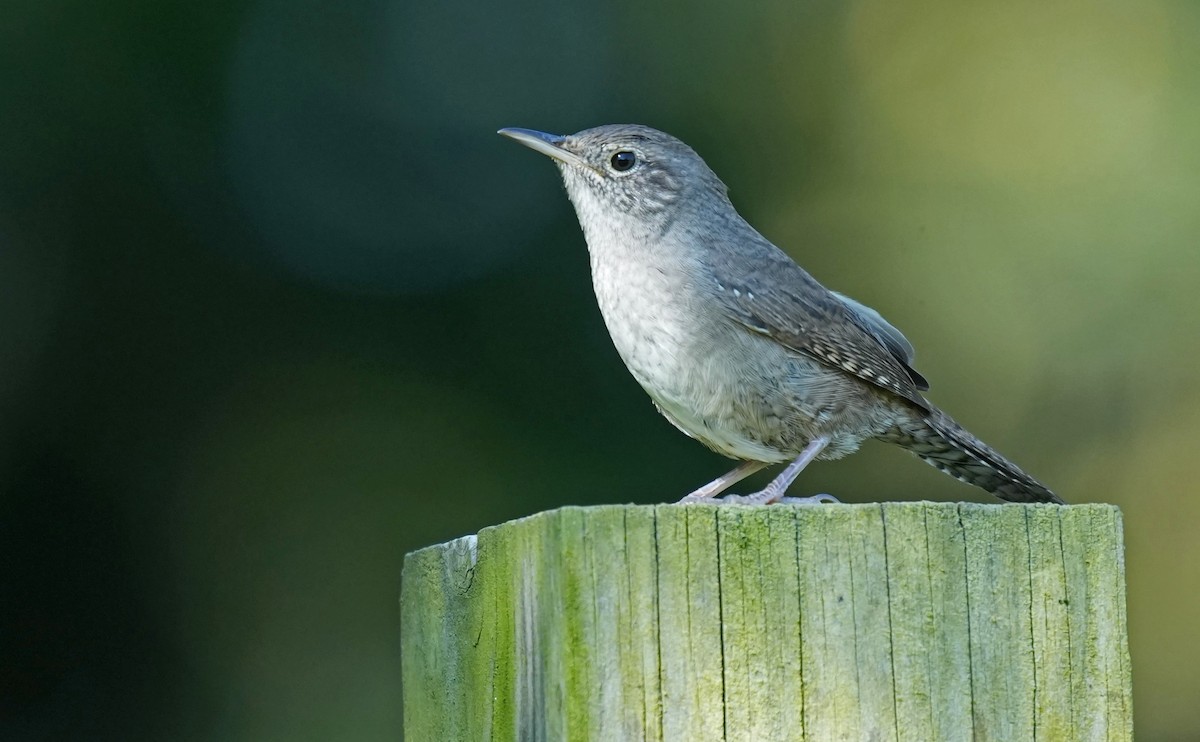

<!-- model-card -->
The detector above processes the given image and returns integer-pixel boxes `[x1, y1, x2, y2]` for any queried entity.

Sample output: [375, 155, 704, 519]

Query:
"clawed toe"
[777, 493, 840, 505]
[678, 491, 840, 506]
[715, 493, 770, 506]
[676, 492, 771, 505]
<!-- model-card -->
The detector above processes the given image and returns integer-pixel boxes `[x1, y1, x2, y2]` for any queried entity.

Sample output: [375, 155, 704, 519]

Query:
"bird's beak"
[498, 127, 591, 170]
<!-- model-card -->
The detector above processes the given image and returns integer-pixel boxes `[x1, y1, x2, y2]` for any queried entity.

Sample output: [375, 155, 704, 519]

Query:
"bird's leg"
[719, 437, 838, 505]
[676, 460, 769, 503]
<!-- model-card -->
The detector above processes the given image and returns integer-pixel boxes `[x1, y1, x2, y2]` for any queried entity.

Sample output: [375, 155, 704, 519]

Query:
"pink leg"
[719, 437, 838, 505]
[676, 460, 769, 503]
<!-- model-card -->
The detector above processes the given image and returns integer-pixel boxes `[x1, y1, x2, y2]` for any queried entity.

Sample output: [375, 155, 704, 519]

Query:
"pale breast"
[590, 249, 700, 401]
[589, 253, 790, 461]
[591, 253, 908, 462]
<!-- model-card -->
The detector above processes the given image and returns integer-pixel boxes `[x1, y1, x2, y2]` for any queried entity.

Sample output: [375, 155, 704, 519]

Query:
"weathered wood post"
[401, 503, 1130, 741]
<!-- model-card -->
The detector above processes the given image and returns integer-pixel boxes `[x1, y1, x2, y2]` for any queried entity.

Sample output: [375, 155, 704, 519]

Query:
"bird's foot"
[676, 439, 835, 505]
[776, 493, 840, 505]
[681, 491, 840, 506]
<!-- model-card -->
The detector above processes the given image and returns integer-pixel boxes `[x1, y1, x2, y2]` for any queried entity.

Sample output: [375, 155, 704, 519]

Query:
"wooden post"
[401, 503, 1131, 741]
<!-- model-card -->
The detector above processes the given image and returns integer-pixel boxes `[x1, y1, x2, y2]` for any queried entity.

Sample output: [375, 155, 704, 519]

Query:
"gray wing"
[830, 291, 929, 391]
[708, 238, 931, 410]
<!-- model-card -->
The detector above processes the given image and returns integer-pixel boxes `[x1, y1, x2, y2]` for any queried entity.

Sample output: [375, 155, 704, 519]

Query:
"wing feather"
[707, 236, 931, 410]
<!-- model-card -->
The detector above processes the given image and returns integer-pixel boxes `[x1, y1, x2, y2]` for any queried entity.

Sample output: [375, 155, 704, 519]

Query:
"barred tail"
[881, 406, 1062, 504]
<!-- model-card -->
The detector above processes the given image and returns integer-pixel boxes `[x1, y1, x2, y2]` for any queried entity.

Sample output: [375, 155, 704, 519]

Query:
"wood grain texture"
[401, 503, 1131, 741]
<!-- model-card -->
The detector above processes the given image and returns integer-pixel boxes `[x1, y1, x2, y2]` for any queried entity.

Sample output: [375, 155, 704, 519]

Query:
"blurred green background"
[2, 0, 1198, 739]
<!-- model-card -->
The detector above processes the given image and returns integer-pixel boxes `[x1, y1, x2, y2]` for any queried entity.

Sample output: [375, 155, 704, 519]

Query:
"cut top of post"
[401, 503, 1131, 742]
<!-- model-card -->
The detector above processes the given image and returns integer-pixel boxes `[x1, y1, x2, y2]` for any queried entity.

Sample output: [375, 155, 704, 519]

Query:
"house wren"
[499, 124, 1061, 505]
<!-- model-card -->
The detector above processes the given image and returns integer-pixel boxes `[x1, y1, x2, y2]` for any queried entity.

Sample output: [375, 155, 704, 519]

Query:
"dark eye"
[610, 151, 637, 172]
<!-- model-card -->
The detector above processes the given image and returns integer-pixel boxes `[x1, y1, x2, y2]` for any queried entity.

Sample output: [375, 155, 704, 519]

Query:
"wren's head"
[499, 124, 731, 240]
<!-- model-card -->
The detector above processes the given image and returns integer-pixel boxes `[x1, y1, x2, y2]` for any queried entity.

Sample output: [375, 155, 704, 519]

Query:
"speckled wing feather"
[708, 236, 932, 411]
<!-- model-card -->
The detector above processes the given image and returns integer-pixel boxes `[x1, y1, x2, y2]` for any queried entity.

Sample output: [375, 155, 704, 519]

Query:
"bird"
[498, 124, 1061, 505]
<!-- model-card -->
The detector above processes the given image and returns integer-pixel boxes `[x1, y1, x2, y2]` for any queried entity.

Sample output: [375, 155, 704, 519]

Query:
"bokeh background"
[2, 0, 1198, 739]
